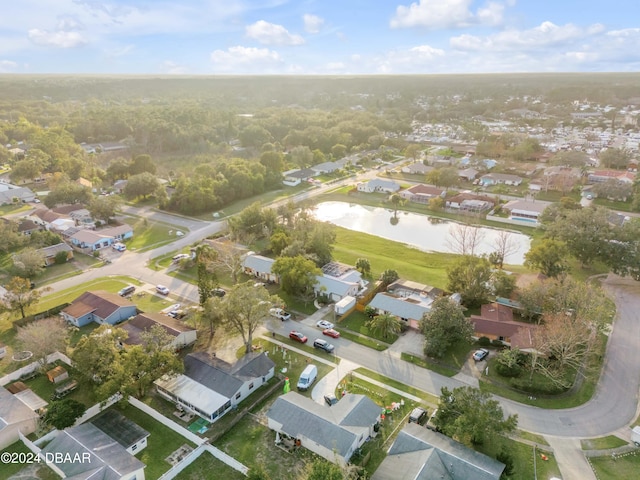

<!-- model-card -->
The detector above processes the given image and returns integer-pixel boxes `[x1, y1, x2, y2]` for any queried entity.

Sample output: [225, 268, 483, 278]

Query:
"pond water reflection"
[311, 201, 531, 265]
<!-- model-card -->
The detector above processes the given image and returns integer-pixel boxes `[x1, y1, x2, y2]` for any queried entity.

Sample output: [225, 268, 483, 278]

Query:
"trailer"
[335, 295, 356, 315]
[632, 426, 640, 447]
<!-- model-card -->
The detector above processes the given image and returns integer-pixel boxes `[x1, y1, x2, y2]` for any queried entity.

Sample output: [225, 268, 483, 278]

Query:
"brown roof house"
[61, 290, 138, 328]
[38, 242, 74, 266]
[470, 303, 538, 352]
[121, 312, 197, 350]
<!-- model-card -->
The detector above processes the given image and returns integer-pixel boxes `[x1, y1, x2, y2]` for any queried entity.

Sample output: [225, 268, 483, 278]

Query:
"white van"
[296, 364, 318, 391]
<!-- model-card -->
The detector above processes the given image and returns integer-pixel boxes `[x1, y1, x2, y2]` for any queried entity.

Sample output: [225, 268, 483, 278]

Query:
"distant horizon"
[1, 1, 639, 75]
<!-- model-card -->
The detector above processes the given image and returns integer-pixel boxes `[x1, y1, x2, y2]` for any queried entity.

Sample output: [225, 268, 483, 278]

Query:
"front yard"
[121, 215, 188, 252]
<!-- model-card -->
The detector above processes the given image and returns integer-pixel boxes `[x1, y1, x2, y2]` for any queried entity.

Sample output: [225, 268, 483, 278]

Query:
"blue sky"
[1, 0, 639, 74]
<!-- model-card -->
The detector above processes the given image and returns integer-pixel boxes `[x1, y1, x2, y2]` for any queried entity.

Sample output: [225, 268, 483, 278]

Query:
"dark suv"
[408, 407, 428, 425]
[313, 338, 335, 353]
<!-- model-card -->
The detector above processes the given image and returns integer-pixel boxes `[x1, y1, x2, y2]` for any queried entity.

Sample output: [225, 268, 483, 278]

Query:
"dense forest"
[1, 74, 639, 214]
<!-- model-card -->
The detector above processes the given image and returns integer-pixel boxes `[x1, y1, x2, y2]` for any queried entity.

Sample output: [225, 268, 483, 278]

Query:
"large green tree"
[71, 324, 128, 384]
[123, 172, 161, 200]
[88, 195, 123, 223]
[420, 297, 473, 358]
[605, 218, 640, 279]
[524, 239, 569, 277]
[196, 244, 218, 306]
[272, 255, 321, 297]
[366, 313, 402, 341]
[447, 255, 492, 308]
[12, 248, 46, 279]
[434, 386, 518, 446]
[2, 276, 46, 318]
[43, 399, 87, 430]
[218, 281, 282, 354]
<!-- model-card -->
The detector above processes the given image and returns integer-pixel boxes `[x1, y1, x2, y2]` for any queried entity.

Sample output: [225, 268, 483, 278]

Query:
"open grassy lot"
[589, 451, 640, 480]
[173, 452, 246, 480]
[110, 403, 197, 480]
[121, 215, 188, 252]
[401, 340, 475, 378]
[353, 368, 439, 405]
[581, 436, 629, 450]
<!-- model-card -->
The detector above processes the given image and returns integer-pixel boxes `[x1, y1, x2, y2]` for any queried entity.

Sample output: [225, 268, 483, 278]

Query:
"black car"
[211, 288, 226, 297]
[408, 407, 428, 425]
[324, 394, 338, 406]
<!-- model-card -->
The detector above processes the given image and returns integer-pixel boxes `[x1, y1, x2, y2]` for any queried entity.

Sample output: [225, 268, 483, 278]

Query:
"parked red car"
[289, 331, 308, 343]
[323, 328, 340, 339]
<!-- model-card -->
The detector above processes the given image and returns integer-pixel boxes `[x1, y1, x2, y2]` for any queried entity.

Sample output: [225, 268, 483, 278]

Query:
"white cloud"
[303, 14, 324, 34]
[450, 22, 600, 52]
[409, 44, 446, 57]
[246, 20, 304, 46]
[391, 0, 508, 29]
[104, 44, 134, 58]
[28, 28, 88, 48]
[0, 60, 18, 72]
[210, 46, 282, 72]
[161, 60, 188, 75]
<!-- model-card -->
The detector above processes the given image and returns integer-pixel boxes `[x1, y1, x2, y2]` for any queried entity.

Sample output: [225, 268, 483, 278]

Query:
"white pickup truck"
[269, 308, 291, 321]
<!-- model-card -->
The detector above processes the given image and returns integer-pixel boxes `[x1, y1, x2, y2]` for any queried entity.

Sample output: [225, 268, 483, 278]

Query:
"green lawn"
[401, 340, 474, 377]
[0, 442, 58, 479]
[352, 368, 439, 405]
[245, 338, 334, 399]
[121, 216, 188, 252]
[336, 328, 389, 351]
[173, 452, 246, 480]
[338, 310, 399, 344]
[112, 403, 197, 480]
[581, 436, 629, 450]
[589, 451, 640, 480]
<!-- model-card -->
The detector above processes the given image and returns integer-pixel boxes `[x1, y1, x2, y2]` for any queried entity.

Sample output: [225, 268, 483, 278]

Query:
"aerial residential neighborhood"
[1, 70, 640, 480]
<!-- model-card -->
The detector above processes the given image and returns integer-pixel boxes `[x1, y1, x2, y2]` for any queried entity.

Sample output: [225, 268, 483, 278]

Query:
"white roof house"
[242, 252, 279, 283]
[502, 200, 550, 224]
[357, 179, 400, 193]
[368, 292, 433, 330]
[0, 386, 39, 450]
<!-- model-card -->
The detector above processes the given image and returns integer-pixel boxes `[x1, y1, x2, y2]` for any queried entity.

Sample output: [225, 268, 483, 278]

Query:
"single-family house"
[121, 312, 197, 350]
[76, 177, 93, 189]
[242, 252, 279, 283]
[0, 386, 39, 450]
[469, 303, 538, 352]
[17, 218, 42, 236]
[368, 292, 434, 330]
[316, 262, 367, 302]
[31, 208, 65, 229]
[61, 290, 138, 327]
[479, 173, 523, 187]
[357, 179, 400, 194]
[502, 199, 549, 224]
[40, 421, 146, 480]
[458, 167, 479, 182]
[588, 169, 636, 184]
[155, 351, 275, 423]
[69, 208, 96, 229]
[399, 184, 445, 204]
[68, 224, 133, 251]
[0, 182, 36, 204]
[445, 193, 495, 211]
[283, 168, 317, 186]
[267, 392, 381, 466]
[38, 242, 74, 266]
[91, 410, 150, 455]
[311, 161, 341, 174]
[372, 423, 505, 480]
[401, 162, 432, 175]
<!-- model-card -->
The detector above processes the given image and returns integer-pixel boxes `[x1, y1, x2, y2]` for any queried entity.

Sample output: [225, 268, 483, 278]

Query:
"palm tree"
[389, 194, 405, 219]
[366, 313, 402, 341]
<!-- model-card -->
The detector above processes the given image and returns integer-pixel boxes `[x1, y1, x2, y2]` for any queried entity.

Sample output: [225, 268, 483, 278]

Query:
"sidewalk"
[544, 436, 597, 480]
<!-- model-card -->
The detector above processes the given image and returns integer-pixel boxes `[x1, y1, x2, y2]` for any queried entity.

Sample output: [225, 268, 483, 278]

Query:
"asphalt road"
[41, 162, 640, 441]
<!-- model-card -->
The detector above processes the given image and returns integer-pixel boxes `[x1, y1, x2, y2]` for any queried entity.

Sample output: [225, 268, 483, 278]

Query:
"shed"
[335, 296, 356, 315]
[46, 366, 69, 384]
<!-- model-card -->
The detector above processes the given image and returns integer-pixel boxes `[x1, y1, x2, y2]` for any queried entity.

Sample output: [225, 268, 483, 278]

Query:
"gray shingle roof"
[242, 254, 275, 273]
[184, 352, 243, 398]
[369, 293, 432, 321]
[41, 423, 144, 479]
[372, 424, 505, 480]
[267, 392, 380, 459]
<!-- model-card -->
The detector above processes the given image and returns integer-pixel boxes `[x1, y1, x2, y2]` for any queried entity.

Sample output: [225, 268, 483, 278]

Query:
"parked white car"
[316, 320, 334, 330]
[156, 285, 170, 295]
[112, 242, 126, 252]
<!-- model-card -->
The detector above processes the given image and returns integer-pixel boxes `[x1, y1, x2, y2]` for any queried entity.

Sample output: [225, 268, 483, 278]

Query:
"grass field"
[114, 403, 197, 480]
[174, 452, 246, 480]
[121, 216, 188, 252]
[589, 451, 640, 480]
[337, 310, 399, 344]
[581, 436, 629, 450]
[401, 340, 474, 377]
